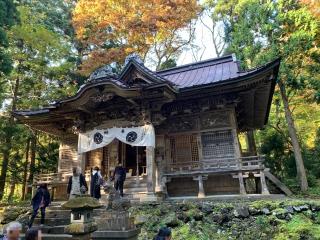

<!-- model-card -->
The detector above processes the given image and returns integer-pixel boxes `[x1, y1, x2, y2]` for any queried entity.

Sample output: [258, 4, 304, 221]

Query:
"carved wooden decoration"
[200, 111, 231, 129]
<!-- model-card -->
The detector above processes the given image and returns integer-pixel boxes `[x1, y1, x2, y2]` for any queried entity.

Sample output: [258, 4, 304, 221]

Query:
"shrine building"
[14, 54, 287, 201]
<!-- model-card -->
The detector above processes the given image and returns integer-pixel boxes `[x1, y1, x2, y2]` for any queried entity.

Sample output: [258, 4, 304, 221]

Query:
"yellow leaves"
[72, 0, 200, 75]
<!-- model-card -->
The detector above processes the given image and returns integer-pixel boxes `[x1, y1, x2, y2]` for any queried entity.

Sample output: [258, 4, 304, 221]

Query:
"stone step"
[33, 217, 70, 226]
[45, 210, 70, 218]
[123, 181, 147, 187]
[124, 187, 148, 194]
[21, 234, 72, 240]
[46, 206, 65, 211]
[124, 183, 147, 188]
[37, 225, 67, 234]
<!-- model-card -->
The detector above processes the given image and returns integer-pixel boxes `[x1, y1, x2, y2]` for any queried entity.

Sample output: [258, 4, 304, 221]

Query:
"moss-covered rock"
[62, 196, 101, 210]
[0, 206, 31, 225]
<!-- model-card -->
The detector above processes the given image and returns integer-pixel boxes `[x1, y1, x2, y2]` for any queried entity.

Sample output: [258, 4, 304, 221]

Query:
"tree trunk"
[21, 138, 30, 200]
[0, 77, 20, 200]
[7, 181, 16, 203]
[27, 133, 37, 195]
[246, 130, 257, 155]
[278, 80, 308, 191]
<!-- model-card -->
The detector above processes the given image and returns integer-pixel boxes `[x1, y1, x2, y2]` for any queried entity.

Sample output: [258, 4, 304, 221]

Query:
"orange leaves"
[300, 0, 320, 18]
[72, 0, 200, 75]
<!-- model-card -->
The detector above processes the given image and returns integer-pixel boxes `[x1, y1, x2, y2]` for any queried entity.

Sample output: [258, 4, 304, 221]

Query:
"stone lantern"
[62, 196, 101, 240]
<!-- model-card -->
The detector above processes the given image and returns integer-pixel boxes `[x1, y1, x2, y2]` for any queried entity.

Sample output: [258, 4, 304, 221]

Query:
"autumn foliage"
[72, 0, 200, 75]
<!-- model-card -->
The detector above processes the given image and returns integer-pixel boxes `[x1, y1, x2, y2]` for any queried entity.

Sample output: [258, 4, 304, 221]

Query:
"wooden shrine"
[13, 53, 282, 201]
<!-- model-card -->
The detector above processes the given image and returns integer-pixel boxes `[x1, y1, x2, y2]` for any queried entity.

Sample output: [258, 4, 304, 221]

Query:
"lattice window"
[201, 130, 235, 160]
[169, 135, 199, 164]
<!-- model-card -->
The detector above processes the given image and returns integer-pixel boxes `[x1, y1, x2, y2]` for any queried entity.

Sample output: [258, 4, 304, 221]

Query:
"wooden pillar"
[238, 172, 246, 195]
[155, 159, 161, 192]
[193, 175, 207, 198]
[259, 170, 270, 195]
[136, 147, 140, 184]
[78, 153, 86, 174]
[198, 176, 205, 198]
[146, 146, 155, 193]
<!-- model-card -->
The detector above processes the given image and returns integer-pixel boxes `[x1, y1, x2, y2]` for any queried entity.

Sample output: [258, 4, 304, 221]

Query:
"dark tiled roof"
[156, 55, 242, 88]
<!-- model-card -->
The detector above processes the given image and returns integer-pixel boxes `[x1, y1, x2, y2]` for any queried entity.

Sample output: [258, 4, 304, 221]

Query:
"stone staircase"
[32, 203, 70, 235]
[122, 176, 148, 202]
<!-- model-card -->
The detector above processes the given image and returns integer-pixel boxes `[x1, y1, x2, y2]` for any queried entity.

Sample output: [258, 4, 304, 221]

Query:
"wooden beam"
[264, 169, 293, 196]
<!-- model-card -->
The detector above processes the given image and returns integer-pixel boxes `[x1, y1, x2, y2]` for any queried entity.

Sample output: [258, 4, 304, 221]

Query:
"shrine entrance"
[118, 142, 146, 177]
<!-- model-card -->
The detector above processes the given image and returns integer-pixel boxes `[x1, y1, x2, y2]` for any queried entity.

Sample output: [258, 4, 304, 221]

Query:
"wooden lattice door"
[169, 135, 199, 166]
[201, 130, 235, 160]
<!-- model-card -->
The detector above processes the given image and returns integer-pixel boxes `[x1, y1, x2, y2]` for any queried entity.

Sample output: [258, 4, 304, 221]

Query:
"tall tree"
[0, 5, 77, 199]
[72, 0, 200, 74]
[0, 0, 19, 75]
[208, 0, 320, 191]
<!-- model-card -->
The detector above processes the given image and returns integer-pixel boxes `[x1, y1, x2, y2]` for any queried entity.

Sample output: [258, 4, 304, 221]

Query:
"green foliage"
[0, 0, 19, 74]
[0, 0, 79, 201]
[158, 58, 177, 70]
[275, 214, 320, 239]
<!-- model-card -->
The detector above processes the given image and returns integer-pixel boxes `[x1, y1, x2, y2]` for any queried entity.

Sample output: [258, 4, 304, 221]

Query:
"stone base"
[64, 222, 98, 235]
[91, 229, 140, 240]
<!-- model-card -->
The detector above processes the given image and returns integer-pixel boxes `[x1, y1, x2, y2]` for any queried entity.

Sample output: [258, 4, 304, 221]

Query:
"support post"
[136, 147, 140, 184]
[193, 175, 207, 198]
[155, 159, 161, 193]
[146, 146, 155, 193]
[77, 153, 86, 175]
[259, 170, 270, 195]
[198, 176, 205, 198]
[238, 172, 246, 195]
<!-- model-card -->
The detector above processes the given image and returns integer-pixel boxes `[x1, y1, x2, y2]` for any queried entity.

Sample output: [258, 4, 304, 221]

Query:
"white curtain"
[78, 124, 155, 153]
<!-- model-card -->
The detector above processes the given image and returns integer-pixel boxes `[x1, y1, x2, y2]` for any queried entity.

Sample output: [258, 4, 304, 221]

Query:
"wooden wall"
[204, 175, 239, 194]
[167, 177, 198, 197]
[58, 138, 78, 172]
[86, 148, 103, 171]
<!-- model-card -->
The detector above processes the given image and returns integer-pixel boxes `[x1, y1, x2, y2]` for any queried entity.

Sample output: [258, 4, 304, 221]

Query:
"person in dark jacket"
[154, 227, 172, 240]
[25, 228, 42, 240]
[67, 167, 88, 199]
[112, 163, 126, 197]
[28, 184, 51, 228]
[90, 166, 103, 199]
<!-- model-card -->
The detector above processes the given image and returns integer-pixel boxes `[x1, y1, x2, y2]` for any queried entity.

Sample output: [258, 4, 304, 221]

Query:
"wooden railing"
[165, 155, 265, 174]
[33, 170, 91, 186]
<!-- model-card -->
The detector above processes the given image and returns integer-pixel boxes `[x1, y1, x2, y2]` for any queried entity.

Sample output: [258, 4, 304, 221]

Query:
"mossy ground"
[129, 199, 320, 240]
[1, 198, 320, 239]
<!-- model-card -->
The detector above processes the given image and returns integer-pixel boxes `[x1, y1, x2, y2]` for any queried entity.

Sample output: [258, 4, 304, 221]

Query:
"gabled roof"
[13, 54, 280, 134]
[157, 54, 240, 88]
[119, 57, 170, 84]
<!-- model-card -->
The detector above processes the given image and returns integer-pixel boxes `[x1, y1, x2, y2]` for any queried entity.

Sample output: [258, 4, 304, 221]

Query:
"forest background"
[0, 0, 319, 202]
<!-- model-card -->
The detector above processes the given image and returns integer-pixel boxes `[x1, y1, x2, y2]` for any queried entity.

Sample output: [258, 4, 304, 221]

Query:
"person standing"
[67, 167, 88, 199]
[90, 166, 103, 199]
[112, 162, 126, 197]
[28, 184, 50, 228]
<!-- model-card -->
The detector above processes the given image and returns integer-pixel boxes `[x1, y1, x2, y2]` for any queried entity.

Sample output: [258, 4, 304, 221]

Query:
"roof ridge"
[156, 54, 234, 74]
